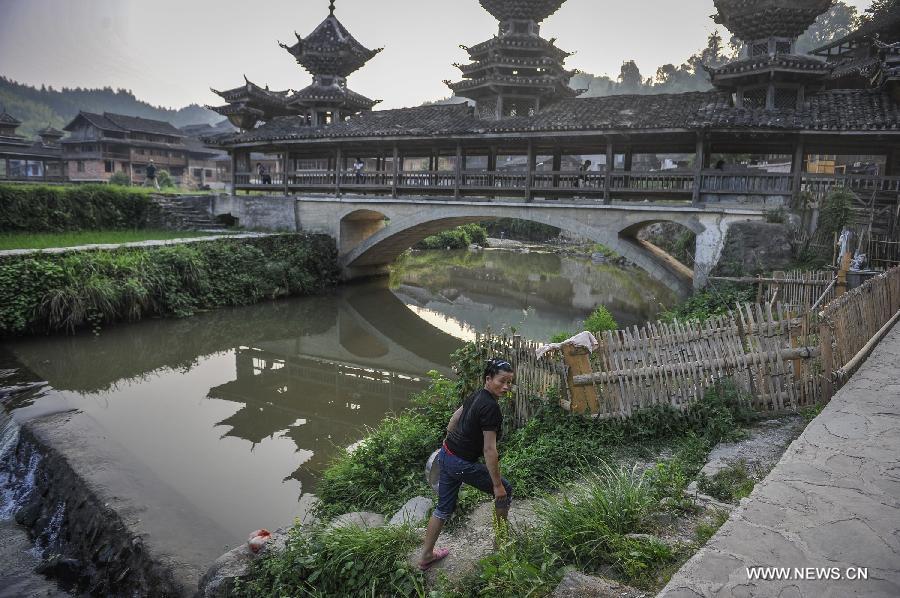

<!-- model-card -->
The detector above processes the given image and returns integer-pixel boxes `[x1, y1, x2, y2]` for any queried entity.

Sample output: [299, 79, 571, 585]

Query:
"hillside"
[0, 76, 221, 138]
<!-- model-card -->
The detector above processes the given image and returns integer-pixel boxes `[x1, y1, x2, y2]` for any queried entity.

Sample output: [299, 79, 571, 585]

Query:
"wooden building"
[62, 112, 188, 184]
[0, 108, 66, 182]
[206, 0, 900, 207]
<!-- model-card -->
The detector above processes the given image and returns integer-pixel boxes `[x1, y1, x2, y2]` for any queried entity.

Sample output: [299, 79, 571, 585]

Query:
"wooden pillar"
[692, 131, 705, 205]
[334, 146, 342, 196]
[454, 142, 462, 200]
[819, 321, 834, 402]
[230, 151, 237, 196]
[623, 146, 633, 172]
[552, 148, 562, 189]
[791, 136, 805, 203]
[391, 144, 399, 198]
[525, 139, 535, 202]
[604, 138, 614, 205]
[282, 148, 290, 195]
[562, 344, 600, 415]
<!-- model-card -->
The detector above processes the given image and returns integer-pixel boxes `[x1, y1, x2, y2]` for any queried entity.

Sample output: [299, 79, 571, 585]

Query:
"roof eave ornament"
[329, 0, 335, 16]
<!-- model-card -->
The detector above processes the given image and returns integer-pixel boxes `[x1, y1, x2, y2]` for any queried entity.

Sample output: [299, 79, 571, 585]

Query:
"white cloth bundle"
[535, 331, 599, 360]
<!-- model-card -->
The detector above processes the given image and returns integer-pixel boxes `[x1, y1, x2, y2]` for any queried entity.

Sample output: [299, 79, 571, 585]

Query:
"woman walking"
[418, 358, 515, 571]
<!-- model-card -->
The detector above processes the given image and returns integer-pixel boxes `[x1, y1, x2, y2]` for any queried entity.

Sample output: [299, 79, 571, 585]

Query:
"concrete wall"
[212, 195, 299, 232]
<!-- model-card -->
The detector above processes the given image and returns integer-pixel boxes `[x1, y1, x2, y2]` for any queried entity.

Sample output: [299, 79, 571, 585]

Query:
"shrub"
[414, 223, 489, 250]
[0, 184, 160, 232]
[819, 188, 855, 237]
[764, 206, 787, 224]
[481, 218, 561, 242]
[659, 283, 755, 323]
[583, 305, 618, 335]
[156, 169, 175, 189]
[0, 234, 339, 336]
[108, 171, 131, 187]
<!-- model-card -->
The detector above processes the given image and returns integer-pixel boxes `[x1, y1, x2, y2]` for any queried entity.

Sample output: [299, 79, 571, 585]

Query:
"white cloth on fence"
[535, 331, 599, 360]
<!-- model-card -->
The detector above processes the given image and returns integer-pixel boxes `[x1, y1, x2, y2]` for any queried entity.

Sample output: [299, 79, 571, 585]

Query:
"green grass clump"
[240, 524, 422, 597]
[697, 460, 756, 503]
[0, 230, 223, 250]
[694, 509, 730, 546]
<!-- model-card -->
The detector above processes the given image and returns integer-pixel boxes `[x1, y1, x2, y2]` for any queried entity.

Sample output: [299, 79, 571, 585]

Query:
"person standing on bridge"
[353, 157, 365, 184]
[418, 358, 515, 571]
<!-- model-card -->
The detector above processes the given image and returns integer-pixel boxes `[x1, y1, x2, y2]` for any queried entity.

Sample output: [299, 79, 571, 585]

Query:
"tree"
[617, 60, 646, 93]
[795, 1, 859, 54]
[865, 0, 899, 21]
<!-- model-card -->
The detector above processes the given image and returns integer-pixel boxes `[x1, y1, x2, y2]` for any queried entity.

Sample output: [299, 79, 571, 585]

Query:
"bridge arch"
[340, 208, 700, 294]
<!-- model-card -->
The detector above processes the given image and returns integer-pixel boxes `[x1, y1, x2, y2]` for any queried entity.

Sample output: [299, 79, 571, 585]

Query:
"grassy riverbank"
[240, 342, 757, 596]
[0, 230, 226, 250]
[0, 234, 338, 336]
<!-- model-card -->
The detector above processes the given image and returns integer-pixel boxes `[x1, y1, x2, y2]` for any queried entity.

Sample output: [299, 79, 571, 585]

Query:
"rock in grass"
[388, 497, 433, 526]
[198, 527, 290, 598]
[328, 511, 386, 530]
[552, 570, 647, 597]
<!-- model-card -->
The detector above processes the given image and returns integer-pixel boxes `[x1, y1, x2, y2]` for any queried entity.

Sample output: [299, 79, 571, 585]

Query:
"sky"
[0, 0, 875, 111]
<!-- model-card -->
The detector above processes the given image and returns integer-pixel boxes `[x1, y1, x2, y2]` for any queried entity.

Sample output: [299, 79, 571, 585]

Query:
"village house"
[0, 107, 66, 183]
[61, 111, 188, 184]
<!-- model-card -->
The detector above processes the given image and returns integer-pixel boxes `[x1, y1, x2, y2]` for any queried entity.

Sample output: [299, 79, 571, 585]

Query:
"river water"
[0, 248, 678, 568]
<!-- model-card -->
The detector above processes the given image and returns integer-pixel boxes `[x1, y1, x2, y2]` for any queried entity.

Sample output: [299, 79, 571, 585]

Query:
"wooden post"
[604, 138, 614, 205]
[552, 148, 562, 190]
[692, 131, 705, 205]
[334, 146, 342, 197]
[454, 142, 462, 200]
[230, 151, 237, 196]
[282, 148, 289, 195]
[819, 321, 834, 402]
[525, 139, 535, 202]
[391, 144, 399, 198]
[791, 136, 805, 204]
[836, 247, 851, 296]
[562, 344, 600, 415]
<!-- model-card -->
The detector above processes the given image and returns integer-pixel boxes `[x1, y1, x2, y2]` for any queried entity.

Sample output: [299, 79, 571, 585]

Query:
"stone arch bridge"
[284, 196, 765, 292]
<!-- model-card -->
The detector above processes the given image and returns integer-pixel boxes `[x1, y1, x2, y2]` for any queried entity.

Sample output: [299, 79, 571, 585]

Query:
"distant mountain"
[0, 76, 223, 138]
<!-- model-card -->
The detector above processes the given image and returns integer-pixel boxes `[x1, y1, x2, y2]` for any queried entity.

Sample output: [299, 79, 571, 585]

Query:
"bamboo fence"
[759, 270, 836, 312]
[818, 265, 900, 397]
[476, 265, 899, 427]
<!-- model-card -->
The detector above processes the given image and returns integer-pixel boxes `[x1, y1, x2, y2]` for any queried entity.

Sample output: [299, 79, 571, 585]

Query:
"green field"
[0, 230, 226, 250]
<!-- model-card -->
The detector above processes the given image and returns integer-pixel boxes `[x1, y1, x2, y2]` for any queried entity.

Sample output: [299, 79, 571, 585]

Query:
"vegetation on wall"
[0, 235, 338, 336]
[818, 188, 856, 238]
[481, 218, 562, 243]
[659, 283, 755, 323]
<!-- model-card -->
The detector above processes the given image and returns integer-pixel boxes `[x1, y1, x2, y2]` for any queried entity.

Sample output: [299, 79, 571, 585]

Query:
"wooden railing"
[230, 167, 900, 206]
[610, 171, 695, 192]
[701, 171, 793, 194]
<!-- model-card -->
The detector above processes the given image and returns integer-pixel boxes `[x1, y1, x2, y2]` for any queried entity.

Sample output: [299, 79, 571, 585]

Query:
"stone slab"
[659, 322, 900, 598]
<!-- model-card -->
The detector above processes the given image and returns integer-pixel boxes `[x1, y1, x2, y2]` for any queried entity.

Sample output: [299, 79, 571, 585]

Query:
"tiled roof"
[38, 125, 64, 137]
[713, 0, 832, 41]
[65, 112, 183, 136]
[710, 54, 829, 78]
[67, 112, 127, 132]
[211, 89, 900, 145]
[288, 85, 379, 109]
[282, 14, 382, 77]
[102, 113, 184, 136]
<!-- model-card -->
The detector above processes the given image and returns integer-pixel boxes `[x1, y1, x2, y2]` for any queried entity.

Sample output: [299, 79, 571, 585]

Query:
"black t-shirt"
[146, 164, 157, 178]
[445, 389, 503, 462]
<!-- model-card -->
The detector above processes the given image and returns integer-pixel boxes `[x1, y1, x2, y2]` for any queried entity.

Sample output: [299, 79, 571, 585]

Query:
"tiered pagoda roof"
[207, 1, 380, 130]
[712, 0, 834, 42]
[708, 0, 835, 109]
[280, 2, 382, 78]
[448, 0, 579, 119]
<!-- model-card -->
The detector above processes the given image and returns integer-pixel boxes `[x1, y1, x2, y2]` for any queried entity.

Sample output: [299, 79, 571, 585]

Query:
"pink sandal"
[418, 548, 450, 571]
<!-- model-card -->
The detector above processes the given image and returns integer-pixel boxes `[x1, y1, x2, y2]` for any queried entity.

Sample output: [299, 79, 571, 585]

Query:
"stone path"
[659, 322, 900, 598]
[0, 232, 273, 258]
